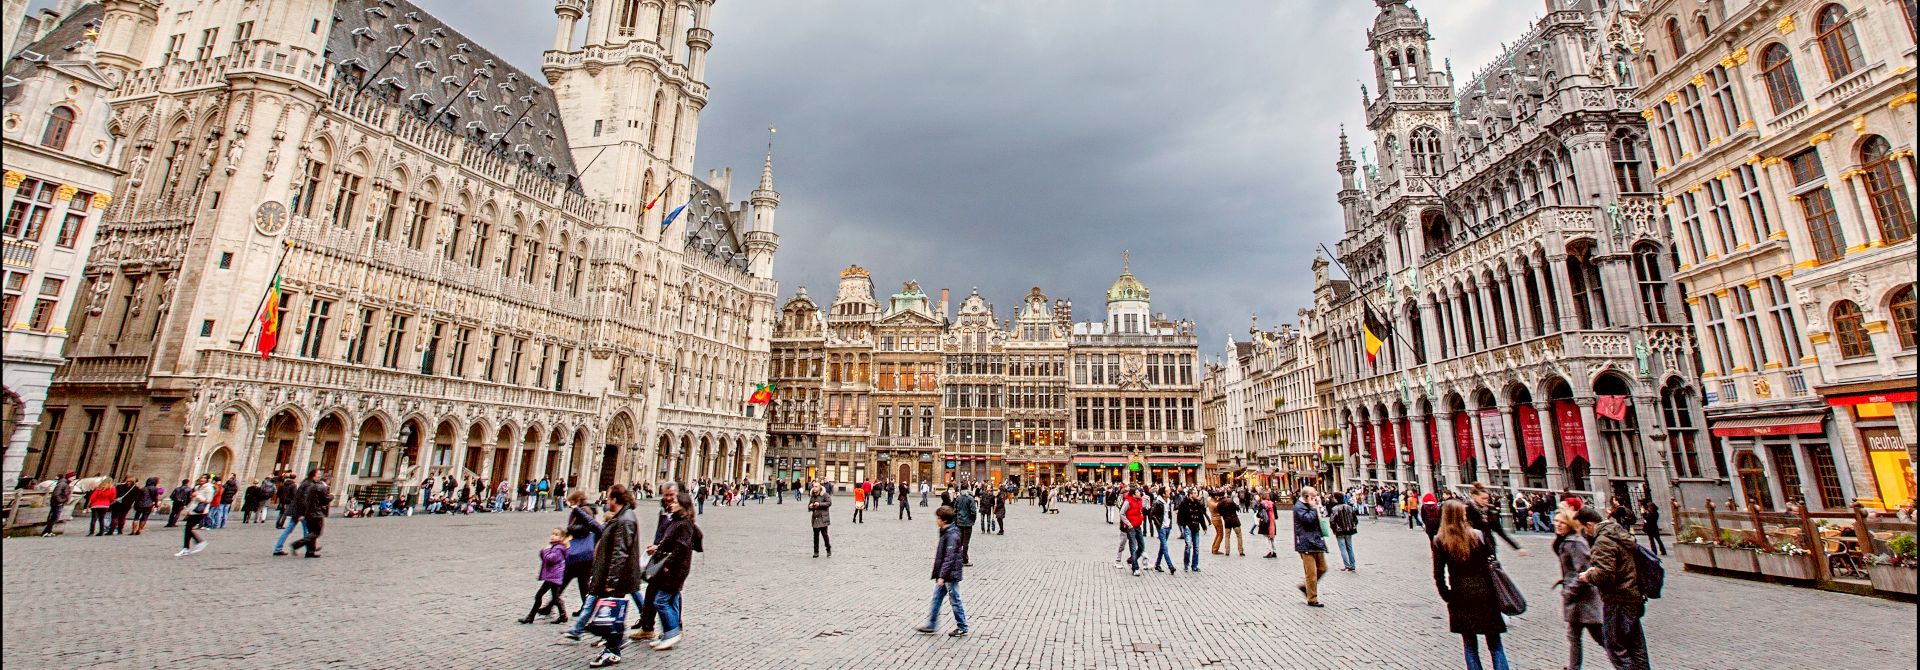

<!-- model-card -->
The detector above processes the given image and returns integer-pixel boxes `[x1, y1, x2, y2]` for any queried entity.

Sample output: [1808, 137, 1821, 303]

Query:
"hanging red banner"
[1554, 400, 1590, 465]
[1396, 418, 1411, 466]
[1427, 419, 1441, 462]
[1453, 411, 1476, 465]
[1516, 404, 1545, 466]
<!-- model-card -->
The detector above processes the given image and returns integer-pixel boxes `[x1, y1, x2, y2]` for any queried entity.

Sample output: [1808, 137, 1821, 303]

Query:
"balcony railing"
[195, 348, 600, 414]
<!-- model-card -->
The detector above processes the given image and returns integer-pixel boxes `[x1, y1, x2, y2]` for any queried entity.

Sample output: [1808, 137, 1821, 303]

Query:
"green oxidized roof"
[1106, 253, 1149, 303]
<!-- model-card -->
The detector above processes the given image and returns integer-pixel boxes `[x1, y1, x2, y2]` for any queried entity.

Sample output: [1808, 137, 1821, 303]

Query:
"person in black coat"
[1466, 483, 1527, 559]
[643, 495, 701, 651]
[1175, 490, 1207, 572]
[1432, 500, 1511, 670]
[584, 485, 639, 666]
[288, 471, 330, 558]
[914, 505, 970, 637]
[166, 479, 191, 528]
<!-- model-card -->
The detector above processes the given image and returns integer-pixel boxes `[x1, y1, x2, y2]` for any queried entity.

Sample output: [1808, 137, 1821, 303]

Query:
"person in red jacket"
[1122, 487, 1146, 575]
[86, 481, 117, 536]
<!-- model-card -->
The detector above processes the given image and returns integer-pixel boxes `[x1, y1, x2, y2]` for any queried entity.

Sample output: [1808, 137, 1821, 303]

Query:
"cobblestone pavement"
[3, 498, 1913, 669]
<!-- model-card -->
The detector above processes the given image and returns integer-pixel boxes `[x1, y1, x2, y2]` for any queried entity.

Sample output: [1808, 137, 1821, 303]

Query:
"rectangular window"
[1733, 165, 1773, 240]
[1732, 287, 1767, 369]
[1799, 188, 1846, 263]
[1764, 277, 1804, 362]
[329, 173, 362, 228]
[300, 298, 331, 358]
[555, 347, 571, 392]
[195, 27, 219, 60]
[55, 211, 84, 247]
[1654, 102, 1683, 165]
[1707, 66, 1742, 136]
[1807, 445, 1845, 508]
[374, 186, 401, 240]
[1705, 178, 1738, 253]
[3, 178, 56, 240]
[1679, 85, 1710, 150]
[1676, 193, 1710, 263]
[348, 308, 375, 363]
[292, 159, 325, 217]
[27, 298, 56, 330]
[270, 290, 293, 355]
[450, 327, 472, 378]
[32, 407, 64, 480]
[74, 408, 103, 475]
[420, 322, 443, 375]
[200, 319, 214, 336]
[1703, 295, 1735, 373]
[507, 338, 525, 385]
[406, 198, 432, 250]
[379, 314, 409, 368]
[483, 333, 501, 381]
[1786, 148, 1825, 186]
[109, 409, 139, 477]
[162, 33, 184, 61]
[231, 21, 254, 55]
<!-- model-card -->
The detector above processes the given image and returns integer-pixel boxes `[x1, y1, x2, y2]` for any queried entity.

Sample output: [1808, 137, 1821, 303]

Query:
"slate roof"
[2, 3, 105, 91]
[325, 0, 578, 184]
[678, 178, 750, 272]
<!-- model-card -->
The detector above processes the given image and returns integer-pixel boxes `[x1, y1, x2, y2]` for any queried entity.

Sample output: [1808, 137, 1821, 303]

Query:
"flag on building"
[748, 383, 776, 405]
[661, 203, 688, 230]
[642, 181, 671, 214]
[1595, 394, 1630, 421]
[1362, 303, 1389, 367]
[255, 273, 282, 359]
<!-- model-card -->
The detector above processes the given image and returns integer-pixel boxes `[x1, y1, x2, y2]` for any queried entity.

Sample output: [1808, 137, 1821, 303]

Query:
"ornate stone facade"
[1206, 313, 1322, 491]
[19, 0, 779, 504]
[1638, 0, 1915, 511]
[1317, 0, 1704, 509]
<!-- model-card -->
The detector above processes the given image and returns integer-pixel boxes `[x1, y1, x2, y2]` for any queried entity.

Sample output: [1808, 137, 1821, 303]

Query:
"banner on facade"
[1516, 404, 1545, 467]
[1554, 400, 1590, 466]
[1453, 411, 1475, 465]
[1478, 409, 1505, 470]
[1427, 419, 1441, 463]
[1396, 418, 1410, 466]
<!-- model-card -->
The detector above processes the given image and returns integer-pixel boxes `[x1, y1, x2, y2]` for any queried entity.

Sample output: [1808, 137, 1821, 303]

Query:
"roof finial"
[1122, 249, 1131, 273]
[758, 126, 776, 191]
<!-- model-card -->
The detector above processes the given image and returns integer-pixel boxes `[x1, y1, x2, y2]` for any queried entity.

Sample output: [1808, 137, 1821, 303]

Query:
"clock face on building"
[254, 200, 289, 236]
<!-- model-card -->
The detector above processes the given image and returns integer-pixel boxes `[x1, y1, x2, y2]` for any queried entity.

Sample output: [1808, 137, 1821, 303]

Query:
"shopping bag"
[585, 596, 628, 634]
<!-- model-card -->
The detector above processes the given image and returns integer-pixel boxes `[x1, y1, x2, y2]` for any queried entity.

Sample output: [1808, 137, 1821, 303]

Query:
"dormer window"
[41, 106, 75, 150]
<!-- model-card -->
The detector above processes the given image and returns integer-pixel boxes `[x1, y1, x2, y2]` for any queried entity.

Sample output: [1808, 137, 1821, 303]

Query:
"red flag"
[255, 274, 281, 359]
[1596, 395, 1629, 421]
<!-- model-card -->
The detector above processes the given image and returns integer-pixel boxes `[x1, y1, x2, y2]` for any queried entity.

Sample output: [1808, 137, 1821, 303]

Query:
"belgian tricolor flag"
[1362, 303, 1390, 367]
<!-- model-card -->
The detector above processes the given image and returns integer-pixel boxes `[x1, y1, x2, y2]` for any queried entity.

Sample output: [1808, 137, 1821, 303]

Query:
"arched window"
[1759, 44, 1805, 114]
[1567, 246, 1610, 329]
[1737, 452, 1774, 510]
[1815, 4, 1864, 80]
[1632, 242, 1670, 322]
[1859, 136, 1914, 244]
[1695, 14, 1711, 38]
[1831, 300, 1873, 359]
[1406, 301, 1427, 364]
[1666, 18, 1687, 55]
[40, 106, 75, 150]
[1611, 130, 1648, 193]
[1890, 285, 1916, 350]
[1409, 126, 1443, 174]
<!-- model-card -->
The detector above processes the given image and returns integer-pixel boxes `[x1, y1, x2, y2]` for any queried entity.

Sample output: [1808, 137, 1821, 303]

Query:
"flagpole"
[236, 240, 296, 354]
[1317, 243, 1425, 357]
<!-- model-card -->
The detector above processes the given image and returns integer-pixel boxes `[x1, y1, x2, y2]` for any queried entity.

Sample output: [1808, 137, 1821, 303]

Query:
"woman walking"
[808, 485, 832, 558]
[1554, 508, 1606, 670]
[1638, 499, 1666, 556]
[86, 480, 115, 536]
[643, 494, 703, 650]
[1432, 499, 1510, 670]
[562, 490, 603, 610]
[1466, 483, 1527, 558]
[176, 474, 215, 557]
[133, 477, 162, 535]
[1257, 491, 1280, 558]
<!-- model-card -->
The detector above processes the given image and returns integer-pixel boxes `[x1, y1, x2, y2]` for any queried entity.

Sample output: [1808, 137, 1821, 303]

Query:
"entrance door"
[898, 463, 912, 485]
[599, 444, 620, 491]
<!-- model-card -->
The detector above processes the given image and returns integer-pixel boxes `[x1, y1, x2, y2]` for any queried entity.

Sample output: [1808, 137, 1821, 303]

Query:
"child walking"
[915, 505, 970, 637]
[520, 528, 569, 624]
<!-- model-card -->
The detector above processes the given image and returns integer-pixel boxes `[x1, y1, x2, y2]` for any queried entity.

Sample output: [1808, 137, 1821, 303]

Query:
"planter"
[1867, 564, 1918, 595]
[1755, 552, 1817, 580]
[1709, 546, 1760, 573]
[1675, 543, 1716, 569]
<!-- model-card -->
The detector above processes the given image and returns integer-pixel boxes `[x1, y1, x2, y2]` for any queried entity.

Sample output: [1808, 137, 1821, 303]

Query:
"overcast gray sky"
[416, 0, 1536, 353]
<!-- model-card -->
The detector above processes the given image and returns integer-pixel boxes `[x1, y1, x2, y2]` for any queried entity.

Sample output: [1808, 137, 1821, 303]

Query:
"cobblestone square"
[3, 500, 1913, 669]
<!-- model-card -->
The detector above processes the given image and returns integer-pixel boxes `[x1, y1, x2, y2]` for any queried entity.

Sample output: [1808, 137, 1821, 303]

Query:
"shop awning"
[1710, 414, 1828, 437]
[1826, 390, 1916, 406]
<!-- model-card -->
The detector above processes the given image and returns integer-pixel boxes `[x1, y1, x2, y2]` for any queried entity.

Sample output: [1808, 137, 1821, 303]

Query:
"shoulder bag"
[642, 551, 670, 582]
[1488, 555, 1528, 616]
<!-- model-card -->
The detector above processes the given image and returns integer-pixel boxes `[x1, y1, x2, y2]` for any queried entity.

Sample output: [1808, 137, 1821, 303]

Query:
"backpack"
[1632, 542, 1665, 599]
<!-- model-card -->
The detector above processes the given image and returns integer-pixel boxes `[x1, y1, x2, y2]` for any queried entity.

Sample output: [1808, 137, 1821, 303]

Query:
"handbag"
[585, 596, 629, 634]
[1319, 515, 1333, 539]
[642, 552, 670, 582]
[1488, 557, 1528, 616]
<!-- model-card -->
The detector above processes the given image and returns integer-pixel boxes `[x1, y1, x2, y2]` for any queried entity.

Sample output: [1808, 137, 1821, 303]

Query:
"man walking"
[1176, 488, 1206, 573]
[920, 480, 930, 507]
[1330, 492, 1360, 571]
[289, 471, 330, 558]
[1292, 486, 1329, 607]
[166, 478, 191, 527]
[1580, 508, 1653, 670]
[898, 483, 913, 521]
[953, 486, 978, 567]
[914, 505, 969, 638]
[42, 472, 74, 536]
[1121, 487, 1146, 576]
[273, 472, 310, 556]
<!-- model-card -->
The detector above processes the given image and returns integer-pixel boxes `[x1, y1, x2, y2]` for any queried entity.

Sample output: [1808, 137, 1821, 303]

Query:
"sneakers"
[588, 652, 621, 667]
[174, 549, 191, 557]
[518, 616, 536, 624]
[628, 630, 656, 641]
[1131, 569, 1142, 576]
[273, 550, 288, 556]
[650, 634, 680, 650]
[1306, 601, 1325, 608]
[189, 541, 208, 554]
[914, 626, 936, 634]
[561, 631, 583, 641]
[948, 629, 969, 638]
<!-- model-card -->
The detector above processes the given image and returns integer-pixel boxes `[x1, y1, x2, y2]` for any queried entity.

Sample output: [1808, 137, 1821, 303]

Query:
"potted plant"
[1866, 533, 1918, 595]
[1673, 525, 1716, 569]
[1710, 529, 1761, 573]
[1755, 537, 1817, 581]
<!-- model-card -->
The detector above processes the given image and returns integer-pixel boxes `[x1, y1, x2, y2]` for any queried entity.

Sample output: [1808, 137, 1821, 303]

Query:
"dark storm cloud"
[414, 0, 1533, 352]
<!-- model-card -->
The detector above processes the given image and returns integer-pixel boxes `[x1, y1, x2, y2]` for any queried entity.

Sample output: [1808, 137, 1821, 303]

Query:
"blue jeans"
[1181, 524, 1202, 571]
[568, 595, 597, 636]
[1462, 633, 1510, 670]
[924, 581, 968, 632]
[1126, 527, 1145, 571]
[1153, 527, 1174, 570]
[653, 591, 683, 639]
[1335, 534, 1356, 570]
[208, 504, 229, 528]
[274, 518, 305, 553]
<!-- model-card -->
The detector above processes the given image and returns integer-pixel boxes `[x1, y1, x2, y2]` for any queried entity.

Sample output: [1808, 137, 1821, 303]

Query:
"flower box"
[1755, 552, 1816, 580]
[1709, 546, 1760, 573]
[1675, 543, 1715, 569]
[1867, 564, 1918, 595]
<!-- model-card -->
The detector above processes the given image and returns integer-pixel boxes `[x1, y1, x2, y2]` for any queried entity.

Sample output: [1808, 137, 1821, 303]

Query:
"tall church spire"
[757, 126, 776, 193]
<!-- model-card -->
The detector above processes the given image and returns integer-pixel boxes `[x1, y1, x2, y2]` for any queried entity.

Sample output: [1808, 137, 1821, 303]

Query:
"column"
[1466, 401, 1490, 486]
[1634, 395, 1675, 507]
[288, 428, 317, 478]
[1820, 147, 1874, 252]
[1435, 410, 1462, 491]
[664, 446, 679, 483]
[0, 395, 40, 493]
[1411, 412, 1434, 494]
[1546, 254, 1578, 332]
[1576, 398, 1611, 508]
[1510, 266, 1538, 339]
[552, 5, 579, 51]
[1534, 400, 1566, 491]
[1496, 402, 1524, 495]
[1420, 294, 1444, 360]
[478, 436, 497, 485]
